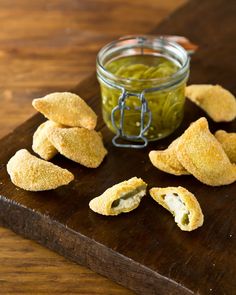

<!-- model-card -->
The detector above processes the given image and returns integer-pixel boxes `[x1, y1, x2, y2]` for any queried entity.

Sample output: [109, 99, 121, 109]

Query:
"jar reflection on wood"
[96, 36, 190, 147]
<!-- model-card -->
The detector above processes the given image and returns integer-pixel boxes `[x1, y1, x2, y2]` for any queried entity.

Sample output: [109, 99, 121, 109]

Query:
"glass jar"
[96, 36, 190, 148]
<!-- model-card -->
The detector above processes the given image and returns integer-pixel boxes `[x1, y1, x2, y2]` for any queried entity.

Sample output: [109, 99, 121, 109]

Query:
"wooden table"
[0, 1, 186, 294]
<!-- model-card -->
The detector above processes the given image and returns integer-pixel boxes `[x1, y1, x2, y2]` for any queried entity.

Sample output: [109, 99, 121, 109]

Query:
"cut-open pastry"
[185, 84, 236, 122]
[149, 137, 189, 176]
[215, 130, 236, 163]
[89, 177, 147, 216]
[47, 125, 107, 168]
[7, 149, 74, 191]
[32, 120, 60, 160]
[176, 117, 236, 186]
[149, 186, 204, 231]
[32, 92, 97, 130]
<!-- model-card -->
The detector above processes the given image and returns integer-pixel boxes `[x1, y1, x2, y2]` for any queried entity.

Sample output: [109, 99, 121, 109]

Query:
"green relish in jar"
[97, 36, 189, 147]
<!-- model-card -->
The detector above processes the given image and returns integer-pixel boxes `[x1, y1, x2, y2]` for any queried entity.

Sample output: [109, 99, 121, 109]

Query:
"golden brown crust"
[32, 92, 97, 129]
[7, 149, 74, 191]
[32, 120, 60, 160]
[149, 137, 189, 176]
[149, 186, 204, 231]
[176, 117, 236, 186]
[89, 177, 147, 216]
[215, 130, 236, 163]
[47, 125, 107, 168]
[185, 84, 236, 122]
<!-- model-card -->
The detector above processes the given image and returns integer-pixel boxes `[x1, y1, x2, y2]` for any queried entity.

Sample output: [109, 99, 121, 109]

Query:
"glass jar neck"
[97, 35, 190, 91]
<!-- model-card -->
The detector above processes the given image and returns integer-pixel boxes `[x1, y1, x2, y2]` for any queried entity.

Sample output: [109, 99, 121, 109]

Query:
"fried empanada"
[89, 177, 147, 216]
[185, 84, 236, 122]
[32, 120, 60, 160]
[32, 92, 97, 130]
[149, 186, 203, 231]
[47, 126, 107, 168]
[176, 117, 236, 186]
[7, 149, 74, 191]
[149, 137, 189, 176]
[215, 130, 236, 163]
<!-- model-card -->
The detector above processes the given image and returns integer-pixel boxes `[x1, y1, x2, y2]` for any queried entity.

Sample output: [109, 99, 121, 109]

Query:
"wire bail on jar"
[111, 88, 152, 148]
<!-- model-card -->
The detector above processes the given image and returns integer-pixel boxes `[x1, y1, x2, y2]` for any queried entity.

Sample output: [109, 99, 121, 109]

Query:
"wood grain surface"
[0, 0, 236, 294]
[0, 0, 186, 294]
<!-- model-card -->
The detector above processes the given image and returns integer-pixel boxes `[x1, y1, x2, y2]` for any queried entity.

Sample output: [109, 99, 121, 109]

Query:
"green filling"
[100, 55, 186, 140]
[111, 185, 146, 208]
[182, 213, 190, 225]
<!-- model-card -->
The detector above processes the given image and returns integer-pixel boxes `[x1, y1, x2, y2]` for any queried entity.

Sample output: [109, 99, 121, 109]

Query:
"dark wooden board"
[0, 0, 235, 294]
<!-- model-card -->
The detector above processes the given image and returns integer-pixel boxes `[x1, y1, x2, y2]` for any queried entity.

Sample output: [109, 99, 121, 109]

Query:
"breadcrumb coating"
[89, 177, 147, 216]
[149, 186, 204, 231]
[215, 130, 236, 163]
[149, 137, 189, 176]
[32, 120, 60, 160]
[47, 125, 107, 168]
[7, 149, 74, 191]
[186, 84, 236, 122]
[176, 117, 236, 186]
[32, 92, 97, 129]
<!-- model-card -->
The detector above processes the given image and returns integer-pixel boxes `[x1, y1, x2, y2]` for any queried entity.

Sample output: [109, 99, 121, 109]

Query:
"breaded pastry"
[149, 137, 189, 176]
[89, 177, 147, 216]
[7, 149, 74, 191]
[215, 130, 236, 163]
[32, 92, 97, 129]
[32, 120, 60, 160]
[185, 84, 236, 122]
[149, 186, 203, 231]
[176, 117, 236, 186]
[47, 126, 107, 168]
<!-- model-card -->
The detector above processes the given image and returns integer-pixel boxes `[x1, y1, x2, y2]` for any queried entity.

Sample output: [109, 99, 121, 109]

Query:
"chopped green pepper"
[111, 185, 146, 208]
[182, 213, 190, 225]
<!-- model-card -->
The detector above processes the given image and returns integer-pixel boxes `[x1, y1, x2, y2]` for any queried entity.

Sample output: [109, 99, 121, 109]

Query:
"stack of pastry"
[7, 92, 107, 191]
[149, 117, 236, 186]
[149, 84, 236, 186]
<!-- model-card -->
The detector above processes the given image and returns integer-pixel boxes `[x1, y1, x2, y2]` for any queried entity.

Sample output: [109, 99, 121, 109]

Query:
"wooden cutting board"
[0, 0, 235, 294]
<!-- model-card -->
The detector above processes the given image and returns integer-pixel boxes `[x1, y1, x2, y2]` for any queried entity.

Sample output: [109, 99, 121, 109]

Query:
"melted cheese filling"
[164, 193, 189, 225]
[112, 190, 145, 212]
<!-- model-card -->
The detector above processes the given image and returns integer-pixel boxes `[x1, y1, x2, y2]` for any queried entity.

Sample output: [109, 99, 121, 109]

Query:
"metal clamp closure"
[111, 89, 152, 148]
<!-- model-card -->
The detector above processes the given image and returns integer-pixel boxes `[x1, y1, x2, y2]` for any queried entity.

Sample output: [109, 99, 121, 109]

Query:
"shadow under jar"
[96, 36, 190, 148]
